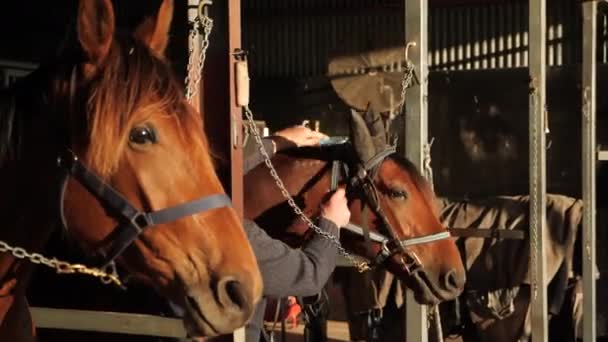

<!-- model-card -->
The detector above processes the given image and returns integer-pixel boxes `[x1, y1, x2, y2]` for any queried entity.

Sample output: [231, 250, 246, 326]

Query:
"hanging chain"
[398, 61, 416, 115]
[242, 106, 370, 272]
[423, 137, 435, 191]
[529, 80, 540, 301]
[399, 43, 434, 191]
[0, 240, 122, 287]
[185, 5, 213, 102]
[398, 42, 417, 115]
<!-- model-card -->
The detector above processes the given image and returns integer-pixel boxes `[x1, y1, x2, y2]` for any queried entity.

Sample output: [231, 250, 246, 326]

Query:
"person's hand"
[274, 125, 328, 147]
[320, 188, 350, 228]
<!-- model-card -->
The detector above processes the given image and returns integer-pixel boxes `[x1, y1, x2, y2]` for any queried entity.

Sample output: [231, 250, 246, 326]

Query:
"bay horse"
[0, 0, 261, 340]
[244, 109, 466, 305]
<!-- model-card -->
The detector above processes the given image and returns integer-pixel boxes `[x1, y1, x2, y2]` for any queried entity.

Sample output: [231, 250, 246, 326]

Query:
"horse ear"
[77, 0, 115, 75]
[349, 109, 377, 164]
[361, 107, 388, 151]
[133, 0, 174, 56]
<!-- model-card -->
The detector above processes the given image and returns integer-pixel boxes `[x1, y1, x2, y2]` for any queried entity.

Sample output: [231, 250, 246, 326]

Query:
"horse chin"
[176, 289, 254, 338]
[405, 270, 461, 305]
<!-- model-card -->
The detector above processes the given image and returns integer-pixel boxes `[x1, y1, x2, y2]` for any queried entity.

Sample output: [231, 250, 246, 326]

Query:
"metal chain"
[530, 82, 539, 301]
[423, 137, 435, 191]
[185, 12, 213, 102]
[243, 106, 370, 272]
[0, 240, 122, 287]
[398, 61, 415, 115]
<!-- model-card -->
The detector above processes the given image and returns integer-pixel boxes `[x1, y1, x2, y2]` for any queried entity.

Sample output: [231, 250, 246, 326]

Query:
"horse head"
[345, 109, 466, 304]
[0, 0, 262, 336]
[244, 109, 465, 304]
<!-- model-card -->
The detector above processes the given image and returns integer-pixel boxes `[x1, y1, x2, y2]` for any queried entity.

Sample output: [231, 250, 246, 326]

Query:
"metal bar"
[229, 0, 245, 341]
[528, 0, 548, 340]
[582, 1, 598, 341]
[31, 307, 187, 338]
[405, 0, 429, 340]
[598, 149, 608, 161]
[0, 59, 38, 70]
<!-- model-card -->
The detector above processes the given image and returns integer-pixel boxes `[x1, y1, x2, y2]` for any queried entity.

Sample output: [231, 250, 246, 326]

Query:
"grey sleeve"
[244, 218, 339, 298]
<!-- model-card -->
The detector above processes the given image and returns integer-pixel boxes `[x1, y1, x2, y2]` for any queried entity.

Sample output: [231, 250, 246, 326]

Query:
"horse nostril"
[217, 278, 249, 311]
[443, 270, 465, 291]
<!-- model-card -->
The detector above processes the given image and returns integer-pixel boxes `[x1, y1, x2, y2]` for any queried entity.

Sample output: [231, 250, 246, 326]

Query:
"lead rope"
[0, 240, 122, 287]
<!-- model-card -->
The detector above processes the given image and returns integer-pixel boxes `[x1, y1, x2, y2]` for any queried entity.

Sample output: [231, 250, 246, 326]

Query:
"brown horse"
[244, 110, 466, 305]
[0, 0, 261, 340]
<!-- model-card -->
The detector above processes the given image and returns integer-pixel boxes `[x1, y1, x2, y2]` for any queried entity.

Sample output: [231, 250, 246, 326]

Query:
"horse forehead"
[378, 159, 412, 184]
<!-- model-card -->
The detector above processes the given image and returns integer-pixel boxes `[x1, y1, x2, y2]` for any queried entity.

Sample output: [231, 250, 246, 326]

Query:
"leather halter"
[56, 149, 233, 268]
[331, 146, 451, 274]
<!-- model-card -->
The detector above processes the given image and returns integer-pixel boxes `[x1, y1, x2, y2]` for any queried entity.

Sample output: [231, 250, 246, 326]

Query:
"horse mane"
[1, 31, 208, 178]
[0, 68, 46, 168]
[0, 88, 19, 167]
[82, 33, 209, 178]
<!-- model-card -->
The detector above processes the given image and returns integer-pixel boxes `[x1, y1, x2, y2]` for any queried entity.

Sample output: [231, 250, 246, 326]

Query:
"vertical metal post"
[528, 0, 548, 340]
[228, 0, 244, 220]
[229, 0, 244, 340]
[404, 0, 429, 340]
[582, 1, 598, 341]
[199, 0, 244, 340]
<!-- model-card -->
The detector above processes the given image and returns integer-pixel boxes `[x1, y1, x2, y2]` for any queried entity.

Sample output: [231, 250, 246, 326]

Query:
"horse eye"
[129, 126, 157, 145]
[388, 189, 408, 199]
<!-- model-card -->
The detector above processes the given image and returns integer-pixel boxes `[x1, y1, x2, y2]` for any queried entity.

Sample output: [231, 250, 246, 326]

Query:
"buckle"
[373, 242, 392, 266]
[129, 212, 151, 232]
[357, 167, 367, 180]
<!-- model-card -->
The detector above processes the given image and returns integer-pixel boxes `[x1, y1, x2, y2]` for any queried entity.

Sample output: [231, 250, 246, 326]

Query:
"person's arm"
[244, 218, 339, 298]
[244, 126, 327, 174]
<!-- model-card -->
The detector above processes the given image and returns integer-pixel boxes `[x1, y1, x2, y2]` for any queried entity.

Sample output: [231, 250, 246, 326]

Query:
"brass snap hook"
[198, 0, 213, 18]
[404, 41, 416, 63]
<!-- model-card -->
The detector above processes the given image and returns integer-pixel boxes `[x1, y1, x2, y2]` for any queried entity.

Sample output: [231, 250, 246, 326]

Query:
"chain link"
[243, 106, 370, 272]
[185, 13, 213, 102]
[0, 240, 122, 287]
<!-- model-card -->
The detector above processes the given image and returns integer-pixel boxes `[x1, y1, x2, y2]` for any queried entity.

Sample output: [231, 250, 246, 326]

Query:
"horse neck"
[244, 153, 333, 245]
[0, 67, 67, 251]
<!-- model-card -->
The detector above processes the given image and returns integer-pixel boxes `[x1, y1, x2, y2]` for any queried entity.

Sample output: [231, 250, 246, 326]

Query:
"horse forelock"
[84, 34, 209, 178]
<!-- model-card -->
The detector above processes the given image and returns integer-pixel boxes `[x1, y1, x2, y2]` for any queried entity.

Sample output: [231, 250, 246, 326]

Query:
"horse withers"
[245, 110, 465, 305]
[0, 0, 261, 339]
